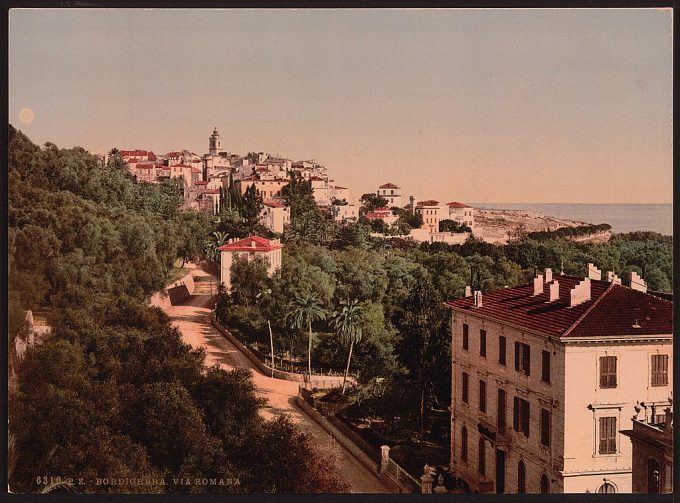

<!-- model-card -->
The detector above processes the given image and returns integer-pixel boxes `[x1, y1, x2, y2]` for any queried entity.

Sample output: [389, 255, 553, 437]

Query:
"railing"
[385, 458, 421, 493]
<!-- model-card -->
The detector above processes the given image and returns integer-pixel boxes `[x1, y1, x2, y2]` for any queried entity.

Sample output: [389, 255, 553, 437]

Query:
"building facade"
[260, 201, 291, 234]
[415, 200, 442, 233]
[447, 201, 475, 228]
[218, 236, 283, 291]
[621, 405, 673, 494]
[446, 267, 672, 494]
[377, 182, 402, 207]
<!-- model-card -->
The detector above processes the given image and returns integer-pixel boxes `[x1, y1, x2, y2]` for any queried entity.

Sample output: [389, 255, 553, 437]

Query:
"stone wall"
[149, 270, 195, 310]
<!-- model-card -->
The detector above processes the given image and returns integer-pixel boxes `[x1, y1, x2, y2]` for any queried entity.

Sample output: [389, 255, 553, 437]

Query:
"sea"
[472, 203, 673, 236]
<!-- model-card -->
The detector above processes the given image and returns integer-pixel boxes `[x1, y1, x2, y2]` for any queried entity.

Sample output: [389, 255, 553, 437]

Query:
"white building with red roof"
[447, 201, 475, 228]
[377, 182, 402, 208]
[415, 199, 442, 233]
[218, 236, 283, 290]
[445, 265, 672, 494]
[364, 207, 397, 226]
[260, 201, 290, 234]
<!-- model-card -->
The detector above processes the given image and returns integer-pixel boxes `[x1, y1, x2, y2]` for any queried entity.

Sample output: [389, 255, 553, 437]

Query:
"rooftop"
[417, 200, 440, 207]
[447, 201, 471, 208]
[446, 274, 672, 338]
[379, 182, 400, 189]
[219, 236, 283, 252]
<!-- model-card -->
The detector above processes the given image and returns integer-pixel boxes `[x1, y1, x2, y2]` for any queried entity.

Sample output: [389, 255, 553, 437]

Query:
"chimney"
[544, 268, 553, 283]
[533, 274, 544, 296]
[473, 290, 483, 308]
[606, 271, 621, 285]
[569, 278, 592, 307]
[548, 280, 560, 302]
[630, 271, 647, 293]
[465, 285, 472, 297]
[587, 263, 602, 280]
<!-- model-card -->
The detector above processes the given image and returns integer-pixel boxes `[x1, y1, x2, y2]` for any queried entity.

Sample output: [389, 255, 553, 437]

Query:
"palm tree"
[204, 230, 229, 263]
[285, 293, 327, 378]
[256, 287, 275, 376]
[331, 299, 364, 394]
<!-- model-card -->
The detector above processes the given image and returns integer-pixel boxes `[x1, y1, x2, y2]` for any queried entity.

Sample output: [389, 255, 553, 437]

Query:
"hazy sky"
[9, 9, 672, 204]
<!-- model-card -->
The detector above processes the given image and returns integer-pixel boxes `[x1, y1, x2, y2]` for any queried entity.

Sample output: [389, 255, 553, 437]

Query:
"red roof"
[166, 151, 181, 157]
[265, 201, 285, 208]
[365, 212, 387, 219]
[374, 207, 391, 213]
[121, 150, 150, 157]
[202, 189, 220, 195]
[379, 182, 400, 189]
[445, 274, 672, 338]
[417, 200, 440, 207]
[194, 181, 209, 185]
[135, 163, 154, 169]
[334, 186, 348, 190]
[218, 236, 283, 252]
[447, 201, 471, 208]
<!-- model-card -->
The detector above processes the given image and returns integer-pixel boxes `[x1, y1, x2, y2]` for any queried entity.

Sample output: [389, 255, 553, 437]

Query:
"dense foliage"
[527, 222, 612, 240]
[8, 127, 346, 494]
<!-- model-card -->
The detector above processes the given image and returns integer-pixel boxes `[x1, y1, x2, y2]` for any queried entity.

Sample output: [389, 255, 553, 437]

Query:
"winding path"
[158, 264, 390, 493]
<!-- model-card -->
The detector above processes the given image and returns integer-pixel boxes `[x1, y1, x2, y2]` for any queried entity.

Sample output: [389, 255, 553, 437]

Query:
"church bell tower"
[209, 127, 222, 155]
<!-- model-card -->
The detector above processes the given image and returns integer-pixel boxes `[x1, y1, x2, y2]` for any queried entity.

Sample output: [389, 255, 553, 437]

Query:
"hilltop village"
[115, 127, 594, 245]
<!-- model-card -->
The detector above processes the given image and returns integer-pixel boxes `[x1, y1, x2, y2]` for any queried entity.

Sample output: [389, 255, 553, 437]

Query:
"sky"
[9, 8, 673, 204]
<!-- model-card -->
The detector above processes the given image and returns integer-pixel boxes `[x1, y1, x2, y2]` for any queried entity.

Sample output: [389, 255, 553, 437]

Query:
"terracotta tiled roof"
[417, 200, 440, 207]
[219, 236, 283, 252]
[135, 163, 154, 169]
[379, 182, 400, 189]
[447, 201, 471, 208]
[121, 150, 150, 157]
[365, 212, 387, 219]
[202, 189, 220, 195]
[445, 274, 672, 338]
[264, 201, 285, 208]
[194, 181, 209, 185]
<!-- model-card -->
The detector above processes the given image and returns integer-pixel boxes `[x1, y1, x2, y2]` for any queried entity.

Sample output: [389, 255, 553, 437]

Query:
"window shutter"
[611, 357, 617, 387]
[513, 397, 520, 432]
[523, 345, 531, 376]
[523, 401, 530, 437]
[515, 342, 520, 371]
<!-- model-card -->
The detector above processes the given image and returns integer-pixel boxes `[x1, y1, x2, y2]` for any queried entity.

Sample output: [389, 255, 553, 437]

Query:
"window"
[480, 330, 487, 357]
[479, 380, 487, 413]
[599, 416, 617, 454]
[599, 356, 617, 388]
[541, 350, 551, 383]
[540, 474, 550, 494]
[651, 355, 669, 386]
[497, 389, 506, 429]
[478, 438, 486, 475]
[598, 482, 616, 493]
[540, 409, 551, 447]
[513, 397, 530, 437]
[517, 461, 526, 494]
[461, 426, 468, 463]
[462, 324, 469, 350]
[499, 336, 507, 365]
[462, 372, 469, 404]
[515, 342, 531, 376]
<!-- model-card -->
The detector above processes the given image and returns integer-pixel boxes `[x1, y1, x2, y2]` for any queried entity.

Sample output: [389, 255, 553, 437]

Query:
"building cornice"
[560, 334, 672, 345]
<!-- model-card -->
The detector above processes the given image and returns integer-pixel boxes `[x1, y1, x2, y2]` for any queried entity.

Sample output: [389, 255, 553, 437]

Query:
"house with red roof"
[415, 200, 442, 233]
[447, 201, 475, 228]
[218, 236, 283, 290]
[377, 182, 402, 208]
[445, 264, 672, 494]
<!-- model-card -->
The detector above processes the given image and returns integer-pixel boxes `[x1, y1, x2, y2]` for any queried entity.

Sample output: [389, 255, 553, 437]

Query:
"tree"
[280, 176, 316, 218]
[256, 287, 276, 374]
[330, 299, 364, 394]
[241, 183, 264, 231]
[359, 193, 388, 215]
[229, 256, 270, 308]
[285, 293, 327, 377]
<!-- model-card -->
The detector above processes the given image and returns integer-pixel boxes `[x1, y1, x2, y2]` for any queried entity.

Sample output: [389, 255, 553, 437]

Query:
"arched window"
[598, 482, 616, 493]
[517, 460, 526, 493]
[478, 438, 486, 475]
[461, 426, 468, 463]
[540, 474, 550, 493]
[647, 458, 661, 493]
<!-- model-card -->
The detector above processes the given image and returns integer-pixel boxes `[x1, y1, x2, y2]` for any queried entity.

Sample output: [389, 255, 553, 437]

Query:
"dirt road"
[158, 264, 390, 493]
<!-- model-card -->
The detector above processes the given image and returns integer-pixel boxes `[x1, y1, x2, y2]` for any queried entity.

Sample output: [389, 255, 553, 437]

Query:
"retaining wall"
[211, 319, 346, 387]
[295, 395, 381, 475]
[149, 270, 195, 310]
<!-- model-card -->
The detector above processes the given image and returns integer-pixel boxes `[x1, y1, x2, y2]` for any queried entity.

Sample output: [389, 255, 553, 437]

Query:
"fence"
[385, 457, 421, 493]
